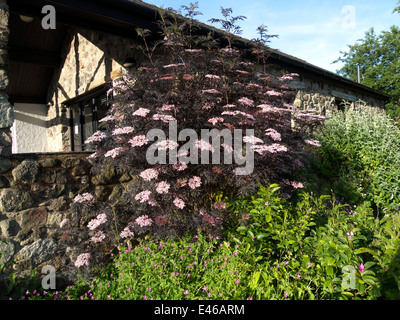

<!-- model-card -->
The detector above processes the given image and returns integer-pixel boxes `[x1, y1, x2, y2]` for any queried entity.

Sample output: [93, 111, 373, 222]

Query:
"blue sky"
[146, 0, 399, 73]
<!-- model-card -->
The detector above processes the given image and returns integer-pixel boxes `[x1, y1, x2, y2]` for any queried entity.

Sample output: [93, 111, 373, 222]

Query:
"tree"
[333, 24, 400, 122]
[65, 5, 324, 276]
[394, 0, 400, 14]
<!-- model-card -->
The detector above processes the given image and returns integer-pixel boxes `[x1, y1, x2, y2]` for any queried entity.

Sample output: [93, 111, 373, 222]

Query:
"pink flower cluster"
[205, 74, 221, 79]
[75, 253, 91, 268]
[112, 126, 135, 135]
[135, 190, 157, 207]
[135, 215, 153, 227]
[221, 110, 255, 120]
[188, 176, 202, 189]
[84, 131, 107, 144]
[173, 161, 188, 171]
[202, 89, 221, 94]
[133, 108, 150, 117]
[135, 190, 152, 203]
[278, 73, 299, 82]
[87, 213, 107, 231]
[238, 97, 254, 107]
[266, 90, 283, 97]
[155, 181, 170, 194]
[173, 197, 185, 209]
[305, 139, 321, 147]
[73, 193, 94, 204]
[156, 139, 179, 150]
[91, 231, 106, 243]
[129, 135, 149, 147]
[160, 104, 177, 112]
[152, 114, 176, 123]
[243, 135, 264, 145]
[195, 139, 214, 152]
[265, 128, 282, 142]
[104, 147, 125, 158]
[208, 117, 224, 125]
[214, 201, 227, 210]
[120, 225, 134, 239]
[253, 143, 288, 155]
[140, 168, 159, 181]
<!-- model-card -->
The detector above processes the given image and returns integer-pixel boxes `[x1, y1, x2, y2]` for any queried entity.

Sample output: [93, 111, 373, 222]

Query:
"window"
[66, 87, 110, 151]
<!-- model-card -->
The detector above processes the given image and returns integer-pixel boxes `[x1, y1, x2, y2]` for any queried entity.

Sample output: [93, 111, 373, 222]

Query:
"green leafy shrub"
[314, 103, 400, 212]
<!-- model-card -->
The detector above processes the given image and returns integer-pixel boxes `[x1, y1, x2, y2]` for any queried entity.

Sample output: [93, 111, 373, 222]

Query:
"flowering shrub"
[70, 5, 324, 268]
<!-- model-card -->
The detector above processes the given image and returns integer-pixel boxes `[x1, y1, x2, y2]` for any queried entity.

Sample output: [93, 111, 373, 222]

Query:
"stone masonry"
[0, 152, 135, 295]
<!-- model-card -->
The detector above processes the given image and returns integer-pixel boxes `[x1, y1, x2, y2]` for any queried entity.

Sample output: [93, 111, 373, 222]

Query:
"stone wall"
[290, 75, 386, 117]
[0, 1, 13, 157]
[0, 152, 134, 295]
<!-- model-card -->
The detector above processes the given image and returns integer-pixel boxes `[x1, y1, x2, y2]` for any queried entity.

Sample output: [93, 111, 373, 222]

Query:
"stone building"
[0, 0, 391, 154]
[0, 0, 391, 291]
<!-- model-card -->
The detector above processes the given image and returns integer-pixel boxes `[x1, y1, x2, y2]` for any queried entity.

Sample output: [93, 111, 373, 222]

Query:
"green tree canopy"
[333, 24, 400, 121]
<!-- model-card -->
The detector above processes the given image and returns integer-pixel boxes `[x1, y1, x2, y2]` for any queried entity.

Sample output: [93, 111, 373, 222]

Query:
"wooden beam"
[8, 46, 61, 68]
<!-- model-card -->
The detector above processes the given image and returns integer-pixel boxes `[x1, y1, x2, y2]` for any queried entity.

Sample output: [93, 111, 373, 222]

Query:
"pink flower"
[75, 253, 91, 268]
[173, 197, 185, 209]
[235, 279, 240, 285]
[135, 215, 153, 227]
[155, 181, 170, 194]
[205, 74, 220, 79]
[243, 135, 264, 145]
[238, 97, 254, 107]
[359, 263, 365, 273]
[173, 161, 188, 171]
[135, 190, 152, 203]
[252, 143, 288, 155]
[129, 135, 149, 147]
[140, 168, 159, 181]
[152, 114, 176, 123]
[87, 213, 107, 230]
[85, 131, 107, 144]
[112, 126, 134, 135]
[202, 89, 221, 94]
[156, 139, 179, 150]
[160, 104, 176, 112]
[133, 108, 150, 117]
[291, 181, 304, 189]
[91, 231, 106, 243]
[188, 176, 202, 189]
[202, 102, 215, 110]
[184, 290, 189, 295]
[185, 49, 203, 53]
[214, 201, 226, 210]
[120, 226, 134, 239]
[104, 147, 125, 158]
[266, 90, 283, 97]
[208, 117, 224, 126]
[195, 139, 214, 152]
[73, 193, 94, 203]
[305, 139, 321, 147]
[265, 128, 282, 142]
[284, 292, 289, 298]
[223, 104, 236, 108]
